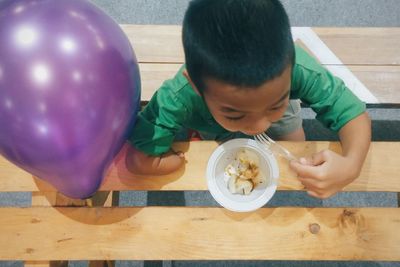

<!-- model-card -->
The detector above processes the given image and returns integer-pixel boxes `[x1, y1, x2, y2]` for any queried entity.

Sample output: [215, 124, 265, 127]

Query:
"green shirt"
[129, 46, 366, 156]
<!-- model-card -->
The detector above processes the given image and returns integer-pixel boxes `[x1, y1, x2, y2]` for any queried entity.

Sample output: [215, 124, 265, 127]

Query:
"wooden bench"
[0, 26, 399, 265]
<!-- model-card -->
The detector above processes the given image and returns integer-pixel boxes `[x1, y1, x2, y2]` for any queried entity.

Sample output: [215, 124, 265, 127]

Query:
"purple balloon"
[0, 0, 141, 198]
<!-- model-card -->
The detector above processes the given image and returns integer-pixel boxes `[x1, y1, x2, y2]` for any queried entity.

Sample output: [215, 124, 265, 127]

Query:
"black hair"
[182, 0, 294, 92]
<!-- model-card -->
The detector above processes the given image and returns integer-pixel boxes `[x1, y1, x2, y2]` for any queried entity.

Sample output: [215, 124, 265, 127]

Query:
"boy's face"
[185, 66, 292, 136]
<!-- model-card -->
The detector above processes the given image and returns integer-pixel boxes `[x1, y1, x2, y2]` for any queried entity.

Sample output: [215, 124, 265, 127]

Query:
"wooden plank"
[347, 65, 400, 103]
[105, 141, 400, 192]
[26, 183, 82, 267]
[139, 63, 180, 101]
[31, 191, 58, 207]
[27, 185, 117, 266]
[313, 27, 400, 65]
[121, 25, 400, 65]
[1, 141, 400, 192]
[138, 63, 400, 103]
[121, 24, 183, 63]
[0, 207, 399, 261]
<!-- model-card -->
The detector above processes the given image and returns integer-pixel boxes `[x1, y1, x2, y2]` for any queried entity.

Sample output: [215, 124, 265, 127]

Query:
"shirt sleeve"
[128, 77, 190, 156]
[291, 46, 366, 132]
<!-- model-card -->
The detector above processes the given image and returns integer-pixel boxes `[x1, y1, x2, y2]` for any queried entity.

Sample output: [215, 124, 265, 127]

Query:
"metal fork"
[254, 133, 297, 161]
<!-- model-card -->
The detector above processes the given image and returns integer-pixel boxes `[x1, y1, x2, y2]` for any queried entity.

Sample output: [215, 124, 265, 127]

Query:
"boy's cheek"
[267, 110, 286, 123]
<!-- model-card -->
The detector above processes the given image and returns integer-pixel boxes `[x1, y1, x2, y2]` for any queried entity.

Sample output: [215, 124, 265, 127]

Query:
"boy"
[126, 0, 371, 199]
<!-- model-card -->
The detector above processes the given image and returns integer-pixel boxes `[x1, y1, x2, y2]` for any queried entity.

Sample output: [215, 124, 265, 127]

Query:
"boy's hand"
[289, 112, 371, 199]
[126, 146, 185, 175]
[289, 149, 360, 199]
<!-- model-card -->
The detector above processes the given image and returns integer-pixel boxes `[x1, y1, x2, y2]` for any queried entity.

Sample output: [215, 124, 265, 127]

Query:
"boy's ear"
[183, 69, 201, 96]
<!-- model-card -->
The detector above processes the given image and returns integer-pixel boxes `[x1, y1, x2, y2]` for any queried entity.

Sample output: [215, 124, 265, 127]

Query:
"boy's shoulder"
[157, 65, 198, 103]
[291, 45, 332, 93]
[293, 45, 325, 74]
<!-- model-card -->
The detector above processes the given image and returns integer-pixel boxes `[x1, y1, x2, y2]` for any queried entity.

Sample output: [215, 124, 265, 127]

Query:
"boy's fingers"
[290, 161, 321, 179]
[290, 151, 330, 180]
[299, 177, 329, 193]
[302, 183, 319, 194]
[307, 190, 321, 199]
[296, 151, 327, 167]
[311, 151, 327, 165]
[297, 151, 326, 171]
[298, 157, 313, 165]
[171, 149, 185, 158]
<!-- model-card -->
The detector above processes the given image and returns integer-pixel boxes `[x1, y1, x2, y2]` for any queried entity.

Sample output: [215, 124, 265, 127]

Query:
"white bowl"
[206, 138, 279, 212]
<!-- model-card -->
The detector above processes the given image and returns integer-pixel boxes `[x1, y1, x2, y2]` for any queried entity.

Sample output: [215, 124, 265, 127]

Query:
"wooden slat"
[139, 63, 180, 101]
[27, 185, 117, 266]
[139, 63, 400, 103]
[25, 191, 76, 267]
[347, 65, 400, 103]
[129, 25, 400, 104]
[0, 207, 399, 261]
[121, 24, 183, 63]
[313, 27, 400, 65]
[1, 141, 400, 192]
[121, 25, 400, 65]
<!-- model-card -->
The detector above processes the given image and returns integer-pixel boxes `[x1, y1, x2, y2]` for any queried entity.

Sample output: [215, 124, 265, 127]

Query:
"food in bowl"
[224, 148, 266, 195]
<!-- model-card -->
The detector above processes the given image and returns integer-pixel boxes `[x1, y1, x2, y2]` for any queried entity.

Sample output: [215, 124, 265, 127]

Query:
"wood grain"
[138, 63, 400, 103]
[1, 207, 399, 260]
[313, 27, 400, 65]
[121, 25, 400, 65]
[1, 141, 399, 192]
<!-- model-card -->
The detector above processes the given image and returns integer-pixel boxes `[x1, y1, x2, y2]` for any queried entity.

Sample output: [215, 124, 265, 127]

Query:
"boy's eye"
[225, 115, 245, 121]
[271, 104, 285, 111]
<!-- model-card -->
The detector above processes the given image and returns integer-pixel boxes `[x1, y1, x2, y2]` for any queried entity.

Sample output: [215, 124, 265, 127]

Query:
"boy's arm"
[126, 146, 185, 175]
[288, 46, 371, 199]
[338, 112, 371, 174]
[126, 65, 193, 176]
[289, 112, 371, 199]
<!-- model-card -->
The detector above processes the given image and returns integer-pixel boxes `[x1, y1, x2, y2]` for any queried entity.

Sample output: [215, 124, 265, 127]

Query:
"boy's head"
[182, 0, 294, 135]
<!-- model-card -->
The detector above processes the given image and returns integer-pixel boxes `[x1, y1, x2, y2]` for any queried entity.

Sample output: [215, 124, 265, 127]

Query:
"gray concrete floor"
[1, 0, 400, 266]
[91, 0, 400, 26]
